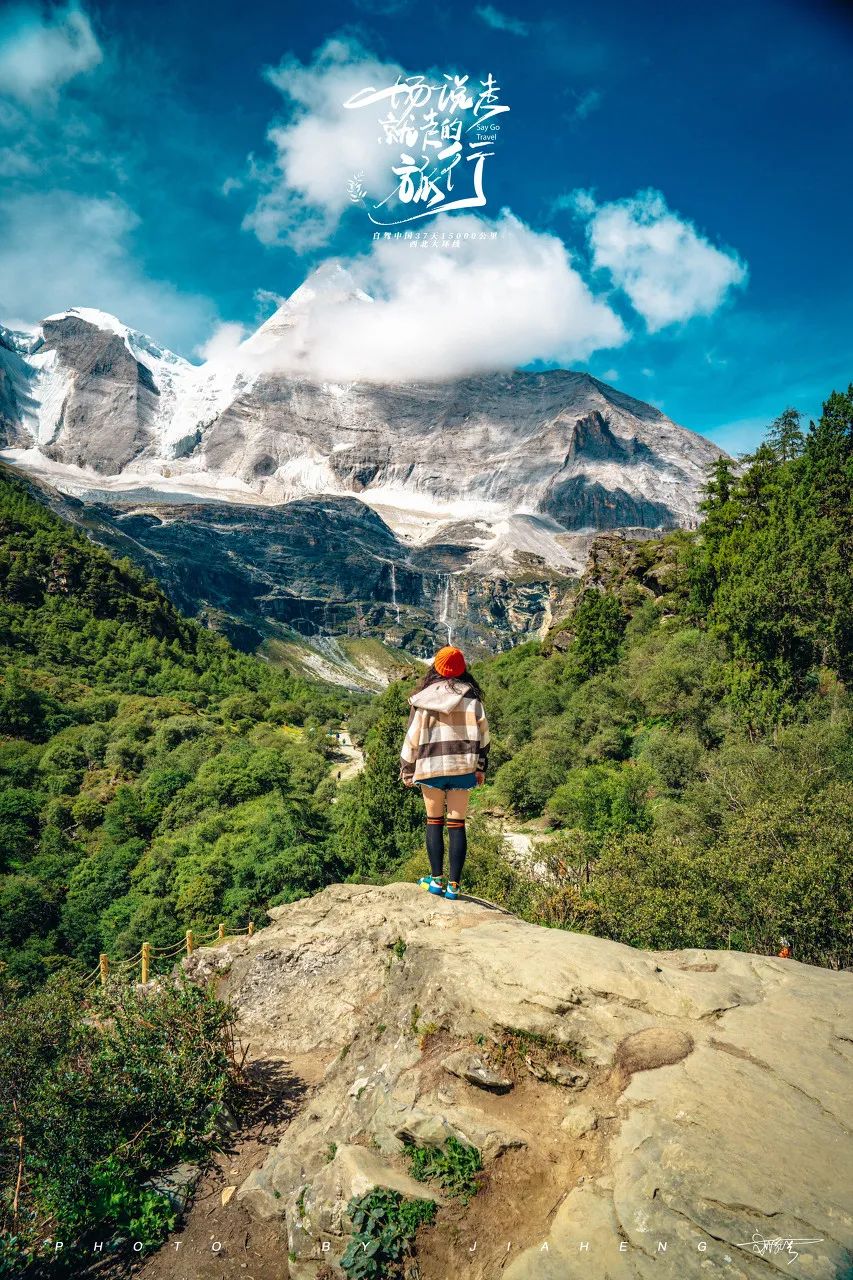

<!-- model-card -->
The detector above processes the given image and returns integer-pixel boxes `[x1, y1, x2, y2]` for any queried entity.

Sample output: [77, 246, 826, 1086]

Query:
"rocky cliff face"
[186, 883, 853, 1280]
[0, 290, 722, 547]
[24, 479, 575, 668]
[544, 527, 688, 653]
[0, 282, 724, 666]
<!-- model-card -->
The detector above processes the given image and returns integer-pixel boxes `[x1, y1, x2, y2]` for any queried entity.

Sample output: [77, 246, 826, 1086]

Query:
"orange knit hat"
[433, 645, 466, 677]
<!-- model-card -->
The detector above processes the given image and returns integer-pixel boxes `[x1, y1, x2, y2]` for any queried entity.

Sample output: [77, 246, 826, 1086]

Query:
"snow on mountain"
[0, 271, 724, 576]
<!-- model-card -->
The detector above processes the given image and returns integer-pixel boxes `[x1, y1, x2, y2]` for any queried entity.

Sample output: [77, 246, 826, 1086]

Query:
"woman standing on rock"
[399, 646, 490, 901]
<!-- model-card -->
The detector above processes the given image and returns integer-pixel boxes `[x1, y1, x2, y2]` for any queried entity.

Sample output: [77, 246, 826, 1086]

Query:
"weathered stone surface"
[524, 1055, 590, 1089]
[443, 1050, 514, 1093]
[311, 1144, 444, 1222]
[207, 883, 852, 1280]
[615, 1026, 694, 1078]
[560, 1104, 598, 1138]
[144, 1162, 201, 1213]
[287, 1145, 446, 1263]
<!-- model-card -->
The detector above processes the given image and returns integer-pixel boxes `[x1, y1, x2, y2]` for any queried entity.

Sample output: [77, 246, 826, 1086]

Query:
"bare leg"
[445, 790, 471, 822]
[421, 785, 447, 819]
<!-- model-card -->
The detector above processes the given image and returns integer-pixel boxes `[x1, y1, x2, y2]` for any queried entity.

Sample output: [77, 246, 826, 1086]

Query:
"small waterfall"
[438, 573, 454, 644]
[389, 562, 401, 625]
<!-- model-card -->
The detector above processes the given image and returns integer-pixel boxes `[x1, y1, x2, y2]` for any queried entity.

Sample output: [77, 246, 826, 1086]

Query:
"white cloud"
[475, 5, 530, 36]
[601, 368, 619, 381]
[240, 209, 627, 383]
[575, 188, 747, 331]
[0, 190, 216, 353]
[0, 2, 101, 104]
[242, 37, 405, 251]
[0, 144, 38, 175]
[253, 287, 287, 317]
[570, 88, 601, 121]
[194, 321, 247, 362]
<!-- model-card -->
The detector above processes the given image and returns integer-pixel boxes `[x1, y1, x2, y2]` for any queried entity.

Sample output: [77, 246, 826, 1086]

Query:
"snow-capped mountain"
[0, 267, 722, 563]
[0, 268, 725, 674]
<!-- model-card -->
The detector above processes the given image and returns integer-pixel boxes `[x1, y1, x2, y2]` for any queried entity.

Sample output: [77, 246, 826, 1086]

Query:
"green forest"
[0, 468, 358, 991]
[342, 389, 853, 969]
[1, 389, 851, 988]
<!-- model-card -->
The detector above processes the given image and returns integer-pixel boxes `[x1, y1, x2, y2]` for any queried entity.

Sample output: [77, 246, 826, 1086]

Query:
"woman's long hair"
[413, 662, 485, 702]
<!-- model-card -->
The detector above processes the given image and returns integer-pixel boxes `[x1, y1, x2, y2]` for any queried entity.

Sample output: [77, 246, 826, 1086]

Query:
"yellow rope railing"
[90, 921, 255, 988]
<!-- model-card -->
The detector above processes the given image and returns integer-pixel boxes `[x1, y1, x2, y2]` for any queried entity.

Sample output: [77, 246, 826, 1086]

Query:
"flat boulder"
[443, 1049, 514, 1093]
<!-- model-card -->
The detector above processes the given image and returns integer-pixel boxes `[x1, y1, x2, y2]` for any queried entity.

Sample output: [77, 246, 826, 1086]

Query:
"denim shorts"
[419, 772, 478, 791]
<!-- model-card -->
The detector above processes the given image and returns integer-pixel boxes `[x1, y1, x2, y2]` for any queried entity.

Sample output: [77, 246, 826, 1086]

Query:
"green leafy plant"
[88, 1158, 178, 1245]
[404, 1136, 482, 1204]
[340, 1188, 436, 1279]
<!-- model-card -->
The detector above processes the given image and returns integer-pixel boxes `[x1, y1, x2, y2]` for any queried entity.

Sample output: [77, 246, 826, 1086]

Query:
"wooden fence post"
[186, 929, 193, 956]
[99, 953, 108, 986]
[217, 923, 225, 941]
[141, 941, 150, 985]
[248, 921, 254, 938]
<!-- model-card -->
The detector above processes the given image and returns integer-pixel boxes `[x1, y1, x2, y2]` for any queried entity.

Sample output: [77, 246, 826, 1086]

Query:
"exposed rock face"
[22, 478, 576, 661]
[2, 323, 721, 542]
[192, 883, 853, 1280]
[38, 314, 163, 472]
[0, 295, 724, 662]
[546, 527, 687, 653]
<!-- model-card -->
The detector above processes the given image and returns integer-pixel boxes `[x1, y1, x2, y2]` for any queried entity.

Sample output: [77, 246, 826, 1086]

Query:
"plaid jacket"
[399, 679, 490, 784]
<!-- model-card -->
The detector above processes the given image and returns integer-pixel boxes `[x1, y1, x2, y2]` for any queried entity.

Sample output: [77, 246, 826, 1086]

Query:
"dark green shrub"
[0, 969, 239, 1271]
[340, 1188, 436, 1279]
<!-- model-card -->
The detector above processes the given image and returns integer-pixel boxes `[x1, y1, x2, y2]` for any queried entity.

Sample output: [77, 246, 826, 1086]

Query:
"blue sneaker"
[445, 881, 461, 901]
[418, 875, 446, 895]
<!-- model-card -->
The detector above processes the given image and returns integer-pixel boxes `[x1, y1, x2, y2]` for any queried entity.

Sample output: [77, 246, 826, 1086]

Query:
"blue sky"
[0, 0, 850, 453]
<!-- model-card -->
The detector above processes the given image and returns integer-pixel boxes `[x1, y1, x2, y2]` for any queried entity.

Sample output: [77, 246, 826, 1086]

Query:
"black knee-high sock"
[447, 819, 467, 884]
[425, 816, 445, 877]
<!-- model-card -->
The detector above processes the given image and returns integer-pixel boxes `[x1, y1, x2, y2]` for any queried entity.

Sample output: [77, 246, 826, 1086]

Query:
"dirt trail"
[122, 1058, 303, 1280]
[329, 729, 364, 784]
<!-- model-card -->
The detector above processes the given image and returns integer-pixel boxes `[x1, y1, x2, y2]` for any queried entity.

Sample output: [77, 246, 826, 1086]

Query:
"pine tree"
[765, 407, 805, 461]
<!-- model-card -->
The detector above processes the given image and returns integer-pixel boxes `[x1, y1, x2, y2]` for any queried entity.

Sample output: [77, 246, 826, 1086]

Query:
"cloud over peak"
[227, 210, 627, 384]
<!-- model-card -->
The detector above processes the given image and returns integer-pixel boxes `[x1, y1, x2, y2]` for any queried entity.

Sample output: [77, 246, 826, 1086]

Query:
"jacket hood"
[408, 679, 468, 713]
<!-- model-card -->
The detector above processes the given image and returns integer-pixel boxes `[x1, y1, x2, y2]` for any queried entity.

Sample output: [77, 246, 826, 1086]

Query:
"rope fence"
[85, 921, 255, 989]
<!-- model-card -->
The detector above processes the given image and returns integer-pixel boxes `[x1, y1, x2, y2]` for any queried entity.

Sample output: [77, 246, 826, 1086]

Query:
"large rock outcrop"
[187, 883, 853, 1280]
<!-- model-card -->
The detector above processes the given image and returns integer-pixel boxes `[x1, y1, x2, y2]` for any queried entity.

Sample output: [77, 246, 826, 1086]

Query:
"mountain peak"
[286, 260, 374, 311]
[42, 305, 128, 334]
[241, 262, 373, 360]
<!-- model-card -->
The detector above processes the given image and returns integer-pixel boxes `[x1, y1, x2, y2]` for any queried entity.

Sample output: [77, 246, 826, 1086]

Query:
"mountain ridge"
[0, 288, 722, 542]
[0, 280, 725, 668]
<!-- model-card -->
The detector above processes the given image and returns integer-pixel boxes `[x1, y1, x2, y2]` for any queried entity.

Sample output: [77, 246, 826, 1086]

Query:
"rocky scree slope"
[185, 882, 853, 1280]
